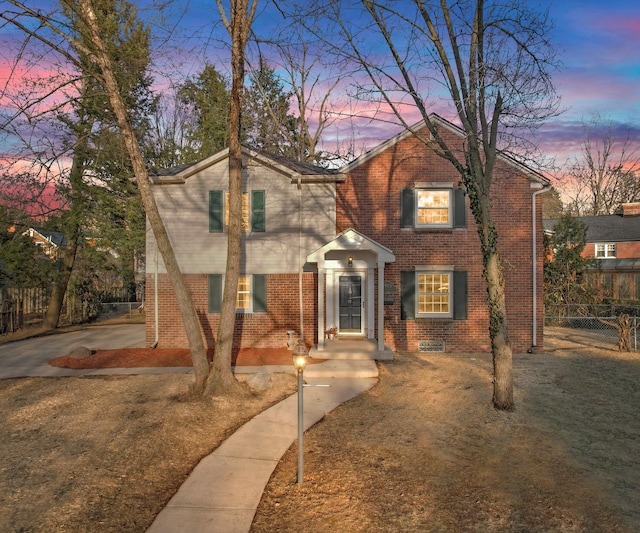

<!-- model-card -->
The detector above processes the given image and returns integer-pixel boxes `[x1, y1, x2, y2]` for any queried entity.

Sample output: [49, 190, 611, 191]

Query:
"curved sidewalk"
[147, 359, 378, 533]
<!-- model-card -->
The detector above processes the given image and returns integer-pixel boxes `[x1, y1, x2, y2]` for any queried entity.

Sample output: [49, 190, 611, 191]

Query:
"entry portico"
[307, 228, 396, 351]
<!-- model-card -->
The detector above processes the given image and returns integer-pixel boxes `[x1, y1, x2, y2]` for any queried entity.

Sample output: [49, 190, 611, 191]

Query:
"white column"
[367, 266, 375, 339]
[377, 261, 385, 351]
[318, 264, 325, 350]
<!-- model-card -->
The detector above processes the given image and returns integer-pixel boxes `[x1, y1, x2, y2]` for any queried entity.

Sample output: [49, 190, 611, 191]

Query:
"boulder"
[68, 346, 93, 359]
[245, 371, 272, 392]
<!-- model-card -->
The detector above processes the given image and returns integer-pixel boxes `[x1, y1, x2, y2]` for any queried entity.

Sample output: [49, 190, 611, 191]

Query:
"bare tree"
[560, 117, 640, 216]
[205, 0, 258, 397]
[1, 0, 212, 393]
[304, 0, 560, 409]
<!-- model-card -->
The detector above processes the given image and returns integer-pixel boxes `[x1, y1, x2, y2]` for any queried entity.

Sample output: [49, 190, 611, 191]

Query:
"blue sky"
[1, 0, 638, 174]
[163, 0, 640, 170]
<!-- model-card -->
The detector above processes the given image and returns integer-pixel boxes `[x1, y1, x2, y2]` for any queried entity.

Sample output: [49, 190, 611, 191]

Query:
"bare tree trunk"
[43, 237, 77, 329]
[76, 0, 210, 393]
[42, 119, 88, 330]
[205, 0, 255, 397]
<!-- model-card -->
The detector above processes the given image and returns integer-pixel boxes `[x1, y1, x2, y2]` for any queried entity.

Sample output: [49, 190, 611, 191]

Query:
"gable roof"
[339, 113, 549, 185]
[152, 147, 345, 184]
[544, 215, 640, 243]
[307, 228, 396, 263]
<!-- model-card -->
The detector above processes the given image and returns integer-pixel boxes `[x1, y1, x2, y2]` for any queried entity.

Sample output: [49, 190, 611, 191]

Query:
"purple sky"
[1, 0, 638, 177]
[167, 0, 640, 172]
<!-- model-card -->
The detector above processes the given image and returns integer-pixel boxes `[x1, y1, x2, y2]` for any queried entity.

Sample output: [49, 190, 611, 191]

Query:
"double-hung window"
[401, 268, 467, 320]
[401, 184, 466, 229]
[208, 274, 267, 313]
[595, 243, 616, 258]
[209, 190, 265, 232]
[417, 272, 451, 317]
[416, 189, 452, 227]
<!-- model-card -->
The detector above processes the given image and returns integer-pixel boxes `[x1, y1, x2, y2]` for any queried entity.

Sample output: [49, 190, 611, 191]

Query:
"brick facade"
[147, 128, 546, 354]
[337, 128, 544, 353]
[146, 273, 318, 349]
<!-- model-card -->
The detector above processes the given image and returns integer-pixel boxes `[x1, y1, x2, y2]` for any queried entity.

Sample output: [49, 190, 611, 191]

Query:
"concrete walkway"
[0, 325, 380, 533]
[148, 361, 378, 533]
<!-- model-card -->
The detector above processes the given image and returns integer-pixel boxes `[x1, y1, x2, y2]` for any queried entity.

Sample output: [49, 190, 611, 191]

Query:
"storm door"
[338, 275, 362, 332]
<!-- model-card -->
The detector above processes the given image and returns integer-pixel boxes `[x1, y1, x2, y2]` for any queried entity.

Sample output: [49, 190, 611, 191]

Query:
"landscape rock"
[68, 346, 93, 359]
[245, 371, 273, 392]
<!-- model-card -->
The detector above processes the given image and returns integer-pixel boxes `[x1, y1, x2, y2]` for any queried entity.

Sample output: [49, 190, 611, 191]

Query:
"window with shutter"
[401, 186, 466, 229]
[401, 269, 467, 320]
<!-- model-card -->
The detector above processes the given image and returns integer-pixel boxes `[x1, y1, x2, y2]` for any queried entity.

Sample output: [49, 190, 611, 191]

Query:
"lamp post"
[292, 340, 309, 485]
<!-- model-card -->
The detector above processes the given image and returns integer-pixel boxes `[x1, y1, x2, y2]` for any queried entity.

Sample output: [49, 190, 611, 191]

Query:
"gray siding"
[146, 156, 337, 274]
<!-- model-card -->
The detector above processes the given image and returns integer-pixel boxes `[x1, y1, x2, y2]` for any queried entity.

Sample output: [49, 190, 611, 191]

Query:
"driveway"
[0, 324, 146, 379]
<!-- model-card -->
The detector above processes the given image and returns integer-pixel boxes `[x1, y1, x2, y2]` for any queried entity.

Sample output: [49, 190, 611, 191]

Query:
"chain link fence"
[545, 304, 640, 351]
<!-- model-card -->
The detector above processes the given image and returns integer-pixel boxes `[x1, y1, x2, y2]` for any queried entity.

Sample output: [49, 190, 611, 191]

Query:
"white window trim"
[595, 243, 616, 258]
[415, 183, 454, 229]
[415, 268, 453, 319]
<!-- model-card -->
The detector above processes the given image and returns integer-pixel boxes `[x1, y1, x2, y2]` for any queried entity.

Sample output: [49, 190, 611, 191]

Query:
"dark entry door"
[339, 275, 362, 331]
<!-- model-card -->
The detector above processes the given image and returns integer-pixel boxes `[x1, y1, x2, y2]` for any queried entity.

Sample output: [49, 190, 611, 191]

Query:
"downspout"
[152, 244, 159, 348]
[298, 177, 304, 343]
[531, 183, 552, 349]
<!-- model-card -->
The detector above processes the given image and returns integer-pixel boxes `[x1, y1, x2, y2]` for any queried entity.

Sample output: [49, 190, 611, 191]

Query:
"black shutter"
[453, 188, 467, 228]
[251, 190, 265, 232]
[400, 271, 416, 320]
[208, 274, 222, 313]
[253, 274, 267, 312]
[209, 190, 223, 232]
[401, 188, 414, 228]
[453, 270, 468, 320]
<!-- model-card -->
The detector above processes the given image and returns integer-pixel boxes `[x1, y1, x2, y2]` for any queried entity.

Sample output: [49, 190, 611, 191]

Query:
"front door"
[339, 275, 362, 332]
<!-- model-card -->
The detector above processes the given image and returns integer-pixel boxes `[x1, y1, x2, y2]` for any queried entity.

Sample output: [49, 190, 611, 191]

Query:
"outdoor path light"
[292, 340, 309, 485]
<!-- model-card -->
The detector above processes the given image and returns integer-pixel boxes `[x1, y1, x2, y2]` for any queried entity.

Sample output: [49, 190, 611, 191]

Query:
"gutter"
[531, 183, 552, 349]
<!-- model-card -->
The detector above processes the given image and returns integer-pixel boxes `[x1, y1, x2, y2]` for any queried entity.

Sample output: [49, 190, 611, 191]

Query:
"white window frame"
[415, 183, 453, 228]
[595, 243, 616, 258]
[415, 268, 453, 318]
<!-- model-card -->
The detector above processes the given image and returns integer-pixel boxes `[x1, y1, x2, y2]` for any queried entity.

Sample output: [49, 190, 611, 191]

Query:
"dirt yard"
[1, 327, 639, 532]
[252, 330, 640, 532]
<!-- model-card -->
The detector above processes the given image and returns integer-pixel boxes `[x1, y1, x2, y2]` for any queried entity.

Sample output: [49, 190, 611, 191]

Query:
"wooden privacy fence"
[1, 299, 24, 334]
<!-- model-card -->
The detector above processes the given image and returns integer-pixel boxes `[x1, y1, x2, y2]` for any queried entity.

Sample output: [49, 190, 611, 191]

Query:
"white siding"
[146, 156, 337, 274]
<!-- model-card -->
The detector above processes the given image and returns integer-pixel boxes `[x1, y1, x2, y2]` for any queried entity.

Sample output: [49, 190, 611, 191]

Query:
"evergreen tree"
[178, 64, 231, 162]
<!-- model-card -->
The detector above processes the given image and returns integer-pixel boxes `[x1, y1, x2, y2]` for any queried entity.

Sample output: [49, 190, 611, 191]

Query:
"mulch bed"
[49, 347, 324, 369]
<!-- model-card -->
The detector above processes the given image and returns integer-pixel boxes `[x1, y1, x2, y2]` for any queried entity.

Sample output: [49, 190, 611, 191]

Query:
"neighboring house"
[146, 115, 549, 355]
[544, 203, 640, 301]
[22, 228, 66, 260]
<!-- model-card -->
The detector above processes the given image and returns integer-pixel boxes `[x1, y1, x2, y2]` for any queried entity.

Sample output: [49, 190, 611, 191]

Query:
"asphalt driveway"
[0, 324, 147, 379]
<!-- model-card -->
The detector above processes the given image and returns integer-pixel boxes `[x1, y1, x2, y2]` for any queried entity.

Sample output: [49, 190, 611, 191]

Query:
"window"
[417, 273, 451, 316]
[401, 186, 466, 229]
[236, 275, 251, 309]
[401, 269, 467, 320]
[595, 243, 616, 258]
[226, 193, 250, 231]
[209, 190, 265, 232]
[208, 274, 267, 313]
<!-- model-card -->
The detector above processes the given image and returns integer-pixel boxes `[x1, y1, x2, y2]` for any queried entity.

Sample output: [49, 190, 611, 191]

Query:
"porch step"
[309, 339, 394, 361]
[305, 359, 379, 379]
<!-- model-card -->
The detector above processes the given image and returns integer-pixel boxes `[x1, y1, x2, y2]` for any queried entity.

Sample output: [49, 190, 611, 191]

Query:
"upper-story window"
[209, 190, 265, 233]
[401, 184, 466, 229]
[416, 190, 452, 227]
[595, 243, 616, 258]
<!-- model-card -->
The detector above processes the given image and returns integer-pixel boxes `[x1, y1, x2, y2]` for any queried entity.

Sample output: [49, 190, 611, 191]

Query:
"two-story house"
[545, 203, 640, 301]
[145, 115, 549, 356]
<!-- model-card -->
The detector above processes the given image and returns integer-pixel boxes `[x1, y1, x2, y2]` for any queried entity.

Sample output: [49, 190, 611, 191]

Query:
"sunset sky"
[1, 0, 639, 176]
[147, 0, 640, 170]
